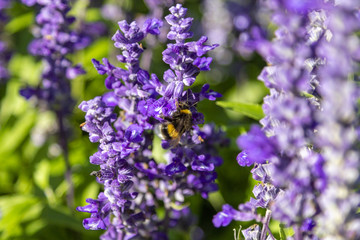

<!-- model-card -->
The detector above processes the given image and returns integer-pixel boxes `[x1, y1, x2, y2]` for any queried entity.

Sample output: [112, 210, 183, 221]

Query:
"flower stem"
[260, 209, 272, 240]
[266, 224, 276, 240]
[57, 111, 74, 210]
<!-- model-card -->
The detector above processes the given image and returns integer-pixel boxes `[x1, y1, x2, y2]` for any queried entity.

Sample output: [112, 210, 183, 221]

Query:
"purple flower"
[78, 5, 224, 238]
[214, 2, 360, 240]
[165, 160, 187, 175]
[213, 201, 261, 229]
[193, 57, 213, 71]
[143, 18, 163, 35]
[236, 151, 251, 167]
[124, 124, 143, 143]
[0, 1, 11, 84]
[161, 4, 219, 92]
[20, 0, 88, 115]
[75, 22, 108, 50]
[242, 225, 261, 240]
[21, 0, 36, 7]
[0, 41, 11, 83]
[212, 204, 237, 227]
[77, 193, 111, 230]
[112, 20, 145, 44]
[236, 125, 276, 166]
[301, 218, 316, 232]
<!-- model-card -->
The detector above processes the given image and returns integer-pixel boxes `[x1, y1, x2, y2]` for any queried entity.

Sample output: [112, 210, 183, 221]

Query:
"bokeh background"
[0, 0, 270, 239]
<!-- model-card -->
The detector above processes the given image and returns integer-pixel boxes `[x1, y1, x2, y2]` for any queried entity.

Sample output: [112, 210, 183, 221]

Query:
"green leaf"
[0, 110, 36, 156]
[279, 223, 294, 240]
[225, 80, 269, 104]
[279, 223, 287, 240]
[170, 202, 190, 211]
[0, 80, 36, 125]
[34, 160, 50, 190]
[152, 134, 167, 164]
[216, 101, 264, 120]
[0, 195, 43, 239]
[41, 205, 85, 232]
[9, 54, 42, 83]
[155, 206, 166, 220]
[25, 219, 47, 236]
[79, 181, 100, 204]
[5, 12, 34, 34]
[80, 38, 110, 67]
[85, 8, 102, 21]
[208, 190, 226, 212]
[301, 91, 315, 98]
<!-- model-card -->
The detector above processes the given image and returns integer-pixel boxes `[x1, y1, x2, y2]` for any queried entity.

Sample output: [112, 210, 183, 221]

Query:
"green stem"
[57, 111, 74, 210]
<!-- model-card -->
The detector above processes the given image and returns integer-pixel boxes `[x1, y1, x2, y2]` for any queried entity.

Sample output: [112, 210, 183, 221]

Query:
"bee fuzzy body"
[159, 102, 194, 147]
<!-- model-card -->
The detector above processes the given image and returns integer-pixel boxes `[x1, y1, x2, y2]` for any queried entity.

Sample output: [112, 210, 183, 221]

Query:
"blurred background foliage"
[0, 0, 269, 239]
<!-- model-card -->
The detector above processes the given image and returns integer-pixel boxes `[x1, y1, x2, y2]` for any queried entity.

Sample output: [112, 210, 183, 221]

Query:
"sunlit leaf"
[25, 219, 47, 236]
[5, 12, 34, 34]
[0, 110, 36, 156]
[152, 134, 167, 164]
[170, 202, 190, 211]
[0, 195, 43, 238]
[208, 190, 226, 212]
[79, 181, 100, 204]
[216, 101, 264, 120]
[34, 160, 50, 190]
[277, 223, 294, 240]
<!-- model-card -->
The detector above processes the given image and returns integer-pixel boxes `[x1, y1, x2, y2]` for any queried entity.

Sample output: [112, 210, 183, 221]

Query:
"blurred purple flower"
[0, 0, 12, 83]
[214, 2, 360, 240]
[19, 0, 87, 115]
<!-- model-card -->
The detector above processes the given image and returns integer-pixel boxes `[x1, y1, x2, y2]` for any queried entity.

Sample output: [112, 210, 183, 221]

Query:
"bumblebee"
[158, 102, 193, 147]
[90, 170, 102, 178]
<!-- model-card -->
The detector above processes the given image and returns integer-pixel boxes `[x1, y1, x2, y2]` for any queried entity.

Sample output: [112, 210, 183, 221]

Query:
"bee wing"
[154, 123, 164, 139]
[166, 136, 181, 148]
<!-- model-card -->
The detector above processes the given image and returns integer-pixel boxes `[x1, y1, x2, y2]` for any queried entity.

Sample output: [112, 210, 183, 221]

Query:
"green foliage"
[216, 101, 264, 121]
[152, 134, 168, 164]
[0, 195, 42, 238]
[5, 12, 33, 34]
[207, 190, 226, 212]
[279, 223, 287, 240]
[270, 221, 294, 240]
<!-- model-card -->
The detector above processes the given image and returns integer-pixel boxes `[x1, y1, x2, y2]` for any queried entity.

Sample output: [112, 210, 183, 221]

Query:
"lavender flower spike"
[19, 0, 93, 209]
[20, 0, 86, 114]
[78, 4, 225, 239]
[161, 4, 219, 98]
[0, 0, 12, 83]
[214, 1, 360, 240]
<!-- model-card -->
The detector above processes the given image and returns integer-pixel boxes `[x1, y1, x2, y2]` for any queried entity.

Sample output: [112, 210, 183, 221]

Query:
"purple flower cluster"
[214, 1, 360, 240]
[19, 0, 106, 209]
[19, 0, 87, 115]
[77, 4, 225, 239]
[19, 0, 105, 114]
[202, 0, 268, 67]
[0, 0, 12, 83]
[227, 0, 268, 59]
[0, 0, 9, 22]
[201, 0, 233, 66]
[313, 4, 360, 238]
[144, 0, 183, 18]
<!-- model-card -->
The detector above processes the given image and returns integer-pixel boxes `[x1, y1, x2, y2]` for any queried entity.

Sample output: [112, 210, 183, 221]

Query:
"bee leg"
[163, 116, 173, 121]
